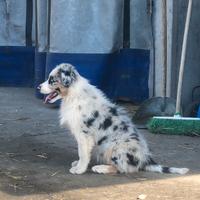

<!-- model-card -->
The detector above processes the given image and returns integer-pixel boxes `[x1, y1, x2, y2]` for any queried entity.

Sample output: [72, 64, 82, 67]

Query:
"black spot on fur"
[120, 121, 129, 131]
[147, 157, 157, 165]
[48, 76, 56, 85]
[94, 111, 99, 118]
[83, 130, 88, 134]
[130, 132, 138, 137]
[78, 105, 82, 110]
[130, 136, 139, 141]
[109, 107, 118, 116]
[139, 157, 157, 171]
[127, 153, 139, 166]
[113, 125, 118, 131]
[125, 139, 130, 142]
[97, 136, 108, 145]
[162, 167, 170, 173]
[111, 157, 118, 165]
[99, 117, 112, 130]
[129, 133, 140, 141]
[84, 118, 95, 127]
[61, 69, 71, 76]
[84, 111, 99, 127]
[123, 125, 129, 131]
[59, 67, 77, 87]
[92, 96, 97, 99]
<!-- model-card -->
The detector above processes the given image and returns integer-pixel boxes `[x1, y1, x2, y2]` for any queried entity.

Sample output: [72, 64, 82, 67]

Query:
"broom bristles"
[147, 116, 200, 136]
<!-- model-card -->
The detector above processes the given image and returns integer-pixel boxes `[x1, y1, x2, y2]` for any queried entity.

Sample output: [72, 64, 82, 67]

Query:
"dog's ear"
[58, 64, 77, 87]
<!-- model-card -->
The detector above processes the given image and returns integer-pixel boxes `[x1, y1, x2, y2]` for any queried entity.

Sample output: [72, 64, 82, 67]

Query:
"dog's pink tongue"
[44, 91, 57, 104]
[44, 94, 51, 104]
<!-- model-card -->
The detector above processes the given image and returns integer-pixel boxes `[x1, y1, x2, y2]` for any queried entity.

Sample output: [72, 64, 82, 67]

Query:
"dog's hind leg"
[92, 165, 117, 174]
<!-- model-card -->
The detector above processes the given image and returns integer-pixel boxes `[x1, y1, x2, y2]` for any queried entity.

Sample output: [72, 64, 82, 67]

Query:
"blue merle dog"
[39, 63, 189, 175]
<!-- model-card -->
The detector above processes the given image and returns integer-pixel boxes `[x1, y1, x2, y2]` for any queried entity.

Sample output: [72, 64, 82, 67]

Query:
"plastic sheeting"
[46, 0, 151, 53]
[0, 0, 152, 51]
[50, 0, 124, 53]
[130, 0, 152, 49]
[36, 0, 48, 52]
[0, 0, 151, 103]
[0, 0, 26, 46]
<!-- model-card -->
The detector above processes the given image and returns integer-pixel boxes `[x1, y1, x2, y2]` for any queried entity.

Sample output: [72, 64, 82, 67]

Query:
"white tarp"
[0, 0, 26, 46]
[0, 0, 151, 52]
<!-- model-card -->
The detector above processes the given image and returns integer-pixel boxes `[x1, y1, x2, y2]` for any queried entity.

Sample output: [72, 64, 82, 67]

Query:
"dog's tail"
[143, 157, 189, 175]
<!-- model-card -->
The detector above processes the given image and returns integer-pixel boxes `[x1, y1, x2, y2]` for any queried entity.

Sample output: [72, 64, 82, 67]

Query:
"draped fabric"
[0, 0, 150, 103]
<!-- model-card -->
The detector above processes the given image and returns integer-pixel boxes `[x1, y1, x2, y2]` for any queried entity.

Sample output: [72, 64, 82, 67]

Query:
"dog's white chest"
[59, 101, 81, 133]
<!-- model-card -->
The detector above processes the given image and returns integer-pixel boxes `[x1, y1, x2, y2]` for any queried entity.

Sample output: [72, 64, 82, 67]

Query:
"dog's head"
[38, 63, 78, 103]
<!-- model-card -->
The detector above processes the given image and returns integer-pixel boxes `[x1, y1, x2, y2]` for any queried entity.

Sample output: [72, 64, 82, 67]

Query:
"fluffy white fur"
[39, 63, 189, 175]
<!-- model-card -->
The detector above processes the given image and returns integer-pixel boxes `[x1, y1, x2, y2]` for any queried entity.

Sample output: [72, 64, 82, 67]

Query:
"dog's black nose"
[37, 85, 41, 90]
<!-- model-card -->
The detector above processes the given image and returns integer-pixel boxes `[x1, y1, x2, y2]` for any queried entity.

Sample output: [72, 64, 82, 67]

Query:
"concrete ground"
[0, 87, 200, 200]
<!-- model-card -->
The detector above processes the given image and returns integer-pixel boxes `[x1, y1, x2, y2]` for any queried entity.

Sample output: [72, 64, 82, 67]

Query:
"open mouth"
[44, 91, 59, 103]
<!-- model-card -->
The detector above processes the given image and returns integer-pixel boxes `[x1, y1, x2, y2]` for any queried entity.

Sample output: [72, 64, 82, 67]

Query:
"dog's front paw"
[71, 160, 78, 167]
[69, 166, 87, 174]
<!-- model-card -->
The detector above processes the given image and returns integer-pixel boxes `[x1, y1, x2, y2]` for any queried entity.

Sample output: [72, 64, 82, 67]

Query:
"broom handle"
[176, 0, 193, 114]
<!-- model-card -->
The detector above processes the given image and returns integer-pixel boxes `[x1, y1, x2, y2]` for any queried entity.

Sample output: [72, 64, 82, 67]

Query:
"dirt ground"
[0, 87, 200, 200]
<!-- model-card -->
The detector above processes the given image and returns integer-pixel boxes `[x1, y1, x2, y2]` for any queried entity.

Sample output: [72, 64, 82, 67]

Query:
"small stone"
[137, 194, 147, 200]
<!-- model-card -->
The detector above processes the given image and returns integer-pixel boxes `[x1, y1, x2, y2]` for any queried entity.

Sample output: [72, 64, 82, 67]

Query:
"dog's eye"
[48, 76, 56, 85]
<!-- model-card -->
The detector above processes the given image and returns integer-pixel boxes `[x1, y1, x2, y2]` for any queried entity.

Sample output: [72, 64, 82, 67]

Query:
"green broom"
[148, 0, 200, 136]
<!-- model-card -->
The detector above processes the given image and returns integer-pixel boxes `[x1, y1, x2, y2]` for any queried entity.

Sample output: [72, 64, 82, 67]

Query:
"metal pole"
[175, 0, 193, 115]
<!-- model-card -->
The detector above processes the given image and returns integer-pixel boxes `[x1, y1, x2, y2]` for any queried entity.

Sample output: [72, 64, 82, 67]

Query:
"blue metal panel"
[46, 52, 111, 87]
[0, 46, 34, 87]
[34, 51, 46, 98]
[45, 49, 149, 103]
[106, 49, 149, 102]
